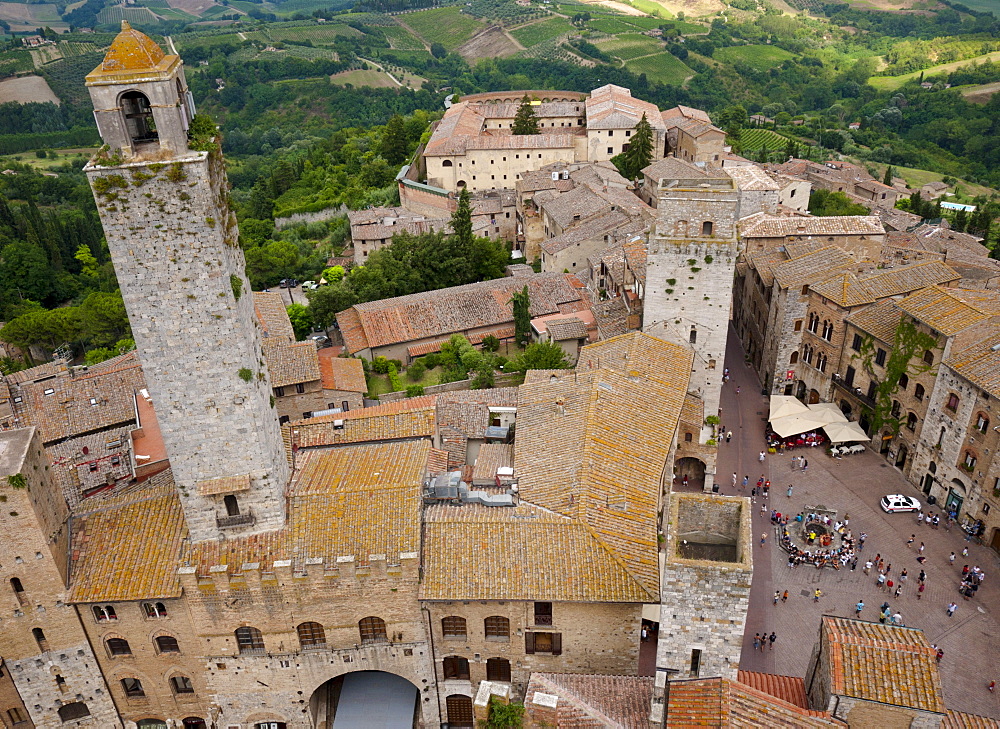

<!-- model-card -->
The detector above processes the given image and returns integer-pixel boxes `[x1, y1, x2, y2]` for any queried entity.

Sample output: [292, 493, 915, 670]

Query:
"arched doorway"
[446, 694, 474, 728]
[895, 444, 907, 470]
[947, 479, 965, 517]
[880, 431, 891, 455]
[310, 671, 421, 728]
[674, 457, 706, 491]
[839, 400, 852, 417]
[808, 389, 820, 405]
[182, 719, 207, 729]
[795, 381, 806, 400]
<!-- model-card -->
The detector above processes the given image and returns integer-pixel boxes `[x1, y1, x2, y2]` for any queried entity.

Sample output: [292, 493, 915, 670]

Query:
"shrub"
[423, 353, 440, 368]
[388, 363, 404, 392]
[371, 356, 391, 374]
[406, 384, 425, 397]
[407, 359, 427, 381]
[481, 334, 500, 352]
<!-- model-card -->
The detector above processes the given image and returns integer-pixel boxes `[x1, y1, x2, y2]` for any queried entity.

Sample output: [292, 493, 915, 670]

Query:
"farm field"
[457, 26, 521, 60]
[509, 17, 574, 46]
[959, 81, 1000, 104]
[0, 51, 35, 78]
[264, 23, 365, 43]
[96, 5, 160, 25]
[624, 51, 692, 84]
[379, 23, 426, 51]
[330, 68, 398, 88]
[0, 75, 60, 105]
[402, 7, 485, 51]
[0, 1, 65, 32]
[593, 32, 663, 60]
[713, 44, 795, 71]
[738, 128, 791, 151]
[869, 50, 1000, 91]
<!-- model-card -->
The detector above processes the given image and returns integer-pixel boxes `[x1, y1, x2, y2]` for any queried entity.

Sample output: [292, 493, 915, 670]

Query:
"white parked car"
[302, 280, 319, 290]
[880, 494, 921, 513]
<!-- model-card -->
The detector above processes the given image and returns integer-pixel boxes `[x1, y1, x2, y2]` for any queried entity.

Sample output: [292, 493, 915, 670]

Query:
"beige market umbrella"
[823, 421, 869, 443]
[769, 411, 829, 438]
[769, 395, 810, 420]
[807, 402, 848, 424]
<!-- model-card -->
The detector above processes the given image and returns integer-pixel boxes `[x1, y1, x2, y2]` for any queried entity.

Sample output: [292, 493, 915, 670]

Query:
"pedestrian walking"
[990, 681, 996, 693]
[962, 547, 969, 557]
[894, 584, 903, 598]
[813, 588, 822, 602]
[791, 455, 799, 471]
[887, 579, 894, 592]
[761, 503, 767, 517]
[759, 450, 766, 462]
[935, 647, 944, 663]
[950, 552, 956, 565]
[864, 560, 873, 575]
[736, 386, 741, 396]
[774, 591, 780, 605]
[917, 510, 924, 526]
[763, 483, 770, 498]
[753, 633, 761, 651]
[851, 557, 858, 571]
[782, 590, 788, 603]
[802, 458, 808, 472]
[918, 542, 925, 555]
[768, 632, 776, 650]
[918, 583, 925, 600]
[726, 430, 732, 443]
[877, 573, 886, 589]
[899, 568, 907, 583]
[858, 532, 867, 551]
[885, 563, 891, 576]
[760, 532, 768, 547]
[786, 484, 793, 498]
[641, 626, 648, 642]
[962, 564, 970, 578]
[947, 601, 958, 617]
[855, 600, 865, 616]
[907, 534, 915, 549]
[732, 472, 738, 488]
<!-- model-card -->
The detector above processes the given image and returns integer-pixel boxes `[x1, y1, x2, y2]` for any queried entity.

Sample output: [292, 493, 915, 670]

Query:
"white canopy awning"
[769, 395, 810, 420]
[807, 402, 848, 424]
[770, 411, 830, 438]
[823, 421, 869, 443]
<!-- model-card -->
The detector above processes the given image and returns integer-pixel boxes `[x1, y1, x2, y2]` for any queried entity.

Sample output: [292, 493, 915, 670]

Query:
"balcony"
[217, 511, 255, 529]
[833, 378, 875, 408]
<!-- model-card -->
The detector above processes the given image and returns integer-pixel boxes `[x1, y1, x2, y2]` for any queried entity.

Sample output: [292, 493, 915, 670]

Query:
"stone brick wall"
[0, 660, 33, 728]
[86, 152, 289, 542]
[274, 380, 327, 423]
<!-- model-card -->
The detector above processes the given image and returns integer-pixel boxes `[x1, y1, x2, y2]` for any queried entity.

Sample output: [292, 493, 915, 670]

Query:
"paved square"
[712, 326, 1000, 718]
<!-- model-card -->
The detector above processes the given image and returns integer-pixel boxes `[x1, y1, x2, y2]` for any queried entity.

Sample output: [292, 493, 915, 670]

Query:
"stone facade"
[0, 429, 119, 728]
[273, 379, 328, 424]
[644, 178, 740, 488]
[657, 493, 752, 682]
[85, 43, 289, 542]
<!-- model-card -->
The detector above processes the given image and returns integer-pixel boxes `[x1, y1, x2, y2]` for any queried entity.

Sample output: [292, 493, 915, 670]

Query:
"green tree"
[286, 303, 313, 340]
[322, 265, 346, 283]
[0, 308, 82, 354]
[512, 285, 531, 346]
[511, 341, 570, 373]
[484, 698, 525, 728]
[0, 240, 53, 303]
[511, 95, 539, 135]
[380, 114, 410, 165]
[621, 113, 654, 180]
[883, 166, 894, 186]
[430, 42, 447, 59]
[79, 291, 130, 348]
[808, 189, 870, 217]
[244, 240, 300, 289]
[306, 281, 357, 328]
[953, 208, 968, 232]
[452, 187, 474, 252]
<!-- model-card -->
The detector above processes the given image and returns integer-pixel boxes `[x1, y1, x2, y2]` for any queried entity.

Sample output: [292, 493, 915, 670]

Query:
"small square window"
[43, 388, 54, 396]
[89, 398, 98, 406]
[607, 147, 614, 155]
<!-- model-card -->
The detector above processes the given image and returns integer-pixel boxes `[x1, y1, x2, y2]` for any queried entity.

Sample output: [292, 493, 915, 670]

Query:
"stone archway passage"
[675, 457, 706, 492]
[311, 670, 420, 728]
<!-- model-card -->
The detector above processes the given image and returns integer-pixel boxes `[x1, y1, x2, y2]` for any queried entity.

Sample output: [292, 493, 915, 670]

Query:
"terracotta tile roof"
[253, 291, 295, 342]
[472, 443, 514, 483]
[546, 317, 589, 341]
[47, 425, 136, 507]
[590, 298, 630, 339]
[809, 272, 877, 307]
[317, 350, 366, 392]
[337, 273, 586, 353]
[680, 393, 705, 429]
[2, 358, 68, 385]
[741, 215, 884, 239]
[542, 210, 634, 256]
[437, 388, 518, 435]
[407, 339, 450, 357]
[847, 299, 901, 344]
[944, 320, 1000, 394]
[623, 238, 647, 282]
[289, 396, 437, 449]
[426, 447, 450, 475]
[642, 156, 708, 183]
[262, 340, 321, 388]
[662, 105, 712, 124]
[526, 673, 654, 728]
[587, 84, 666, 131]
[15, 353, 143, 443]
[667, 678, 843, 727]
[197, 474, 250, 496]
[772, 247, 855, 289]
[515, 333, 692, 600]
[421, 504, 651, 602]
[69, 472, 185, 602]
[191, 441, 427, 573]
[942, 710, 1000, 728]
[725, 164, 780, 191]
[540, 185, 609, 230]
[745, 248, 789, 287]
[893, 285, 989, 335]
[736, 671, 810, 709]
[822, 616, 946, 714]
[859, 261, 960, 297]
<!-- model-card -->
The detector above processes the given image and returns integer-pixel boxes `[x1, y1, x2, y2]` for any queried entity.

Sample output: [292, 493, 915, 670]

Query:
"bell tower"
[84, 23, 289, 541]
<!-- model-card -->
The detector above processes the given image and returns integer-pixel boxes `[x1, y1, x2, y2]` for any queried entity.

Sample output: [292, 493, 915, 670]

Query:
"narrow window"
[898, 373, 908, 390]
[701, 221, 713, 236]
[121, 677, 144, 697]
[690, 648, 702, 675]
[976, 414, 989, 433]
[170, 675, 195, 694]
[946, 393, 960, 411]
[689, 329, 697, 345]
[295, 383, 305, 394]
[923, 350, 934, 366]
[875, 349, 886, 367]
[143, 601, 167, 618]
[486, 657, 511, 682]
[224, 495, 240, 516]
[851, 333, 862, 351]
[32, 628, 47, 651]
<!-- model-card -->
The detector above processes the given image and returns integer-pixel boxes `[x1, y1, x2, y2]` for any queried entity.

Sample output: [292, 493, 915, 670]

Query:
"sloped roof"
[942, 710, 1000, 728]
[253, 291, 295, 342]
[642, 156, 708, 183]
[262, 340, 320, 388]
[808, 273, 877, 307]
[859, 261, 959, 297]
[822, 616, 946, 714]
[318, 350, 367, 393]
[772, 247, 855, 289]
[337, 273, 586, 354]
[514, 333, 692, 600]
[736, 671, 811, 709]
[944, 320, 1000, 394]
[526, 673, 654, 728]
[666, 677, 843, 727]
[846, 299, 902, 344]
[587, 84, 666, 131]
[895, 285, 989, 335]
[741, 215, 884, 238]
[289, 396, 437, 449]
[86, 21, 177, 83]
[725, 164, 780, 192]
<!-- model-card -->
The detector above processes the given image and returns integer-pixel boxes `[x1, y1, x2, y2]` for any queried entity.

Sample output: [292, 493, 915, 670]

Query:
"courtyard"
[715, 325, 1000, 719]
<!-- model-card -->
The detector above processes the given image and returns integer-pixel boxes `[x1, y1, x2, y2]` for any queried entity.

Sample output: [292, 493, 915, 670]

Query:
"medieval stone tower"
[643, 177, 739, 491]
[84, 23, 289, 541]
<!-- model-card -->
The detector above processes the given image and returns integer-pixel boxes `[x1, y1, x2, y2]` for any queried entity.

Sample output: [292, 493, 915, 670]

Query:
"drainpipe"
[423, 606, 443, 726]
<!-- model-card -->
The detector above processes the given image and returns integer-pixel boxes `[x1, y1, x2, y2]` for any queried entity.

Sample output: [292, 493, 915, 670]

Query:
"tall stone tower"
[643, 177, 739, 490]
[84, 23, 289, 541]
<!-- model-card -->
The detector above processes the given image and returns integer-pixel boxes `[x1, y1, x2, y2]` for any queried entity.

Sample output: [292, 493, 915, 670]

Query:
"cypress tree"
[622, 113, 654, 180]
[512, 95, 540, 135]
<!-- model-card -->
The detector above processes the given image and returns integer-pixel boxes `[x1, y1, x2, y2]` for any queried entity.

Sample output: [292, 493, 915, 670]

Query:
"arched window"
[93, 605, 117, 622]
[890, 400, 901, 418]
[898, 373, 909, 390]
[143, 601, 168, 618]
[923, 350, 934, 366]
[486, 657, 511, 682]
[10, 577, 23, 593]
[120, 90, 158, 145]
[456, 180, 467, 188]
[58, 703, 90, 721]
[976, 414, 989, 433]
[121, 677, 145, 697]
[442, 159, 453, 167]
[907, 413, 917, 431]
[106, 637, 132, 656]
[963, 451, 977, 470]
[817, 353, 827, 373]
[359, 616, 387, 644]
[701, 221, 714, 236]
[223, 495, 240, 516]
[32, 627, 47, 651]
[914, 384, 925, 401]
[442, 655, 470, 680]
[155, 635, 180, 653]
[170, 675, 195, 694]
[790, 351, 798, 364]
[442, 616, 467, 638]
[297, 622, 326, 649]
[484, 616, 510, 640]
[446, 694, 474, 728]
[235, 627, 265, 655]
